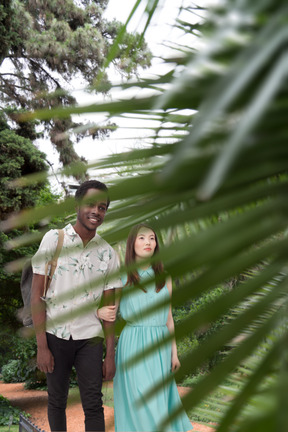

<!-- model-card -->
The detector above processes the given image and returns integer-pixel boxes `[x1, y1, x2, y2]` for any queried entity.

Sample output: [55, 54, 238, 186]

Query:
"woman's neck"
[135, 258, 151, 271]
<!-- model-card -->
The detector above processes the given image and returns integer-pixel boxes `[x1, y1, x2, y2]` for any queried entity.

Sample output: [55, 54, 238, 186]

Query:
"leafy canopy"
[0, 0, 152, 165]
[0, 114, 48, 220]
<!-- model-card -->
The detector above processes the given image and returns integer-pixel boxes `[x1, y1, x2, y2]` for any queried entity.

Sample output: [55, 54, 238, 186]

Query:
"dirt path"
[0, 381, 214, 432]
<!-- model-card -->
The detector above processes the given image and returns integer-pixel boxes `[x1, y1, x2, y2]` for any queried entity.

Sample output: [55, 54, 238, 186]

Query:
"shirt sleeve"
[31, 229, 59, 275]
[104, 249, 123, 291]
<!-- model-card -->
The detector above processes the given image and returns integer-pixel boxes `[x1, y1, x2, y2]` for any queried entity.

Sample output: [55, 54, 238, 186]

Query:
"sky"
[37, 0, 198, 190]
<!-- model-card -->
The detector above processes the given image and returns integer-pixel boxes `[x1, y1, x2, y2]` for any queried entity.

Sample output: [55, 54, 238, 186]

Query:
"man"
[31, 180, 122, 432]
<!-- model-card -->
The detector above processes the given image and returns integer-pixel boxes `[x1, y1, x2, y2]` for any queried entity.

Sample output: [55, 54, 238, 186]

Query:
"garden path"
[0, 381, 214, 432]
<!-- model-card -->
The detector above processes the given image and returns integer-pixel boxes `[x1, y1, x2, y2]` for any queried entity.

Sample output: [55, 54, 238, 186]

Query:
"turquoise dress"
[113, 268, 192, 432]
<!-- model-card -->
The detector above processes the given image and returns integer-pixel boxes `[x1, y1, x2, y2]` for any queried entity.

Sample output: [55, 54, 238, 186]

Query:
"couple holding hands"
[31, 180, 192, 432]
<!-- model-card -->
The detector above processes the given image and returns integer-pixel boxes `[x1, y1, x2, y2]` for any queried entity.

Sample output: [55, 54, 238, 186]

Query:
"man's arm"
[114, 287, 122, 313]
[102, 288, 116, 381]
[97, 287, 122, 321]
[31, 274, 54, 374]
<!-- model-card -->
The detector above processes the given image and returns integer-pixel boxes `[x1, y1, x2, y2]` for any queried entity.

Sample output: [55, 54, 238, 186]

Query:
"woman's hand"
[171, 354, 181, 373]
[97, 305, 116, 322]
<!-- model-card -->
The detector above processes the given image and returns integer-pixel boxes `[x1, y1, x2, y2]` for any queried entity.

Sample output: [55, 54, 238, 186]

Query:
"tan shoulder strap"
[43, 229, 64, 299]
[53, 229, 64, 262]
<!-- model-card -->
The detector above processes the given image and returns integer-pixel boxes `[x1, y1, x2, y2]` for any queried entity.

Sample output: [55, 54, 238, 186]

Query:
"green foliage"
[0, 395, 24, 426]
[0, 123, 48, 220]
[0, 334, 45, 388]
[174, 284, 231, 379]
[35, 184, 62, 208]
[0, 331, 79, 390]
[0, 0, 152, 165]
[0, 257, 21, 330]
[1, 360, 23, 383]
[0, 329, 15, 368]
[187, 381, 227, 424]
[0, 426, 18, 432]
[176, 335, 199, 364]
[0, 0, 21, 65]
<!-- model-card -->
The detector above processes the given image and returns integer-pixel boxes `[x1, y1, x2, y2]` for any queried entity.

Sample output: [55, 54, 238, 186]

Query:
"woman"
[113, 223, 192, 432]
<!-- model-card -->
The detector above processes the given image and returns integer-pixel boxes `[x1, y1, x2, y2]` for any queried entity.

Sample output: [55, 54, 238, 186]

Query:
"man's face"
[76, 188, 108, 232]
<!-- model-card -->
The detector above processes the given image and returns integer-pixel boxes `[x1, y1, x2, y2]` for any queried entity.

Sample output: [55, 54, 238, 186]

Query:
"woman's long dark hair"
[125, 223, 165, 292]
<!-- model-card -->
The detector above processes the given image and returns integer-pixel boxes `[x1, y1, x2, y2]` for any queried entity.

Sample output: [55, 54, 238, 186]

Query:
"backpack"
[19, 229, 64, 327]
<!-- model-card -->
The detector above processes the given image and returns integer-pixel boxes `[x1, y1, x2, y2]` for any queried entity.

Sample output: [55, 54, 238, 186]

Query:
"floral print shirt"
[32, 224, 122, 340]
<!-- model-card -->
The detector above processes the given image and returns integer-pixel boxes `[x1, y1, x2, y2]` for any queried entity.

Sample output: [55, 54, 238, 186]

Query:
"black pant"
[46, 333, 104, 432]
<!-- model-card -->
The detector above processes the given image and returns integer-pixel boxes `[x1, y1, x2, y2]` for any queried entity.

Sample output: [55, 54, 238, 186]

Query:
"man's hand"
[102, 356, 116, 381]
[37, 346, 55, 374]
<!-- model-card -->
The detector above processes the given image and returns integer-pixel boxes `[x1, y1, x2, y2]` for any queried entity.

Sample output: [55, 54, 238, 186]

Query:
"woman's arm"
[166, 278, 181, 373]
[97, 287, 122, 321]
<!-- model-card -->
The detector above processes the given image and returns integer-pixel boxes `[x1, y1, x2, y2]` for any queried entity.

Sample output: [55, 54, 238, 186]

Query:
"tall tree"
[0, 112, 52, 328]
[0, 0, 152, 165]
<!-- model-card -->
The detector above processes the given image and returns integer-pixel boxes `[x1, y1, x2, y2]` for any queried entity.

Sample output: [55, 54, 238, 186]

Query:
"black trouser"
[46, 333, 104, 432]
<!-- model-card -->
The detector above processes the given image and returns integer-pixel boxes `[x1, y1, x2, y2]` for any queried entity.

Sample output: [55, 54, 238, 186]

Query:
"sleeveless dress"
[113, 268, 192, 432]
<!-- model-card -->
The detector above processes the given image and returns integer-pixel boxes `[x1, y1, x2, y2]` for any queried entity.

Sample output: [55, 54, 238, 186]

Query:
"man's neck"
[73, 222, 96, 247]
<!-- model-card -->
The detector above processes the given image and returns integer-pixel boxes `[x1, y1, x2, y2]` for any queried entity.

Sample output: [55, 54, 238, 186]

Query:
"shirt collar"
[65, 223, 77, 237]
[64, 223, 100, 244]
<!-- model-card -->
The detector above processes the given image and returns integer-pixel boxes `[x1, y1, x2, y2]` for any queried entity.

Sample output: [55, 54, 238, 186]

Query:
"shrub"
[0, 395, 26, 426]
[1, 332, 78, 389]
[0, 329, 20, 369]
[2, 360, 23, 383]
[173, 283, 231, 381]
[1, 334, 46, 389]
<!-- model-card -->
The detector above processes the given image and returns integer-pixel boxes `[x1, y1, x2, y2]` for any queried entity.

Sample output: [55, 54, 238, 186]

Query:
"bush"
[173, 283, 231, 381]
[1, 332, 79, 389]
[2, 360, 23, 383]
[0, 395, 26, 426]
[180, 373, 205, 388]
[0, 329, 20, 369]
[1, 334, 46, 389]
[177, 335, 199, 360]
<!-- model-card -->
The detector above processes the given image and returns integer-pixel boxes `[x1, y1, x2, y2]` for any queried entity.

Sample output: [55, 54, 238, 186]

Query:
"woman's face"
[134, 227, 157, 261]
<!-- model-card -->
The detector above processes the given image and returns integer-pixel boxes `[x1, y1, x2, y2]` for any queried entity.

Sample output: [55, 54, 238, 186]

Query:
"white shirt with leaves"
[32, 224, 122, 340]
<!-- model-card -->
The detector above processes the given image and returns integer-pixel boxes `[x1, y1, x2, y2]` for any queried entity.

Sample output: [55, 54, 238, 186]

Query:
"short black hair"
[75, 180, 110, 208]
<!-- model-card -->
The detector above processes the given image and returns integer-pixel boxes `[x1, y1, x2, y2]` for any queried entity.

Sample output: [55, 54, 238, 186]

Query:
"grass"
[67, 385, 114, 408]
[0, 426, 19, 432]
[188, 388, 226, 424]
[181, 375, 240, 425]
[102, 385, 114, 408]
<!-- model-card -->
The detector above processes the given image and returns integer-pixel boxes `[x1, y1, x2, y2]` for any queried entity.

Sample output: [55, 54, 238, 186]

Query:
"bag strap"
[43, 229, 64, 299]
